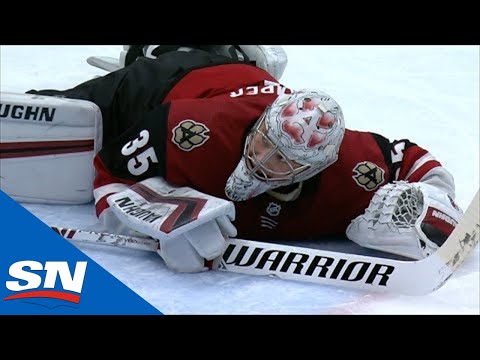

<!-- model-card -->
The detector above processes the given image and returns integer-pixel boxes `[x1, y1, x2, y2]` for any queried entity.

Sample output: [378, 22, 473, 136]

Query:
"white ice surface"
[1, 45, 478, 314]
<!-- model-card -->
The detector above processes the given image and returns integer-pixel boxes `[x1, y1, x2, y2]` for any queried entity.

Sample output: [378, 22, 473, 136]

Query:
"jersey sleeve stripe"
[95, 193, 115, 217]
[403, 152, 438, 180]
[405, 159, 442, 182]
[93, 183, 130, 205]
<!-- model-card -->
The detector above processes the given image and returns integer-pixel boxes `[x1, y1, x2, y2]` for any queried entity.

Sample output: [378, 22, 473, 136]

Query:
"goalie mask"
[225, 89, 345, 201]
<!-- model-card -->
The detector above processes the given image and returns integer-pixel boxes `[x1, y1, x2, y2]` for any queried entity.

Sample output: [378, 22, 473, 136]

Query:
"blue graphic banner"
[0, 191, 162, 315]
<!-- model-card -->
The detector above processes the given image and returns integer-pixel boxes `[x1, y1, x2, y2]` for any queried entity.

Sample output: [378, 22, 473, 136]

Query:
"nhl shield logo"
[172, 119, 210, 151]
[266, 202, 282, 217]
[352, 161, 385, 191]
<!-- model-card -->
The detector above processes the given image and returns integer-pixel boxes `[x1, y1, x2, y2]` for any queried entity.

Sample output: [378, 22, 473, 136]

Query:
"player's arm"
[93, 157, 238, 274]
[90, 100, 238, 273]
[92, 100, 171, 230]
[94, 171, 237, 273]
[371, 133, 455, 196]
[346, 134, 462, 260]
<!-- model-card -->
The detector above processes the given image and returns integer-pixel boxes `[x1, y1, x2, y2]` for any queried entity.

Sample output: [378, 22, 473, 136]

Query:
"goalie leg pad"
[236, 45, 289, 80]
[119, 45, 289, 80]
[0, 92, 103, 204]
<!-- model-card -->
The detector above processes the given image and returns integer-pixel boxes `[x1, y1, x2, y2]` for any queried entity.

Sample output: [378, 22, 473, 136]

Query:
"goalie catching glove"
[106, 177, 237, 272]
[346, 181, 463, 260]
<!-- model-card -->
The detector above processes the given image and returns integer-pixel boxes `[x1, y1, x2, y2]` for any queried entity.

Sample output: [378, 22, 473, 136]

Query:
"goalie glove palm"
[346, 181, 463, 260]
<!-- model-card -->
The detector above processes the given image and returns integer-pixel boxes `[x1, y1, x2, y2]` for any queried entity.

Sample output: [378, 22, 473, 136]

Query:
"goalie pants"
[26, 49, 246, 145]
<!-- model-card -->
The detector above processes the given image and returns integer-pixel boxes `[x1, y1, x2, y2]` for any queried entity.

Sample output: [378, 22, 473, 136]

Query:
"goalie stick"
[52, 189, 479, 296]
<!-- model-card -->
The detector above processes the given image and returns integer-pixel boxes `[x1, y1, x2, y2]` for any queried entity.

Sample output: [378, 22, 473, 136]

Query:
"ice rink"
[1, 45, 478, 314]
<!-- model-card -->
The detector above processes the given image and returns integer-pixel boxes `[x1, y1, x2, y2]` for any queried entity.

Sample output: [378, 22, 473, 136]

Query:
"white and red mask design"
[280, 96, 337, 149]
[225, 89, 345, 202]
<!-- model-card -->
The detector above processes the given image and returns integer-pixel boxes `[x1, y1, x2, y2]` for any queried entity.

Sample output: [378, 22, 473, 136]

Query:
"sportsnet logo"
[0, 190, 161, 314]
[4, 260, 87, 307]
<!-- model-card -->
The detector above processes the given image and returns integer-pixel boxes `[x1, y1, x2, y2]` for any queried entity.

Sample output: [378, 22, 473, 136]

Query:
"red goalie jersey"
[28, 54, 455, 242]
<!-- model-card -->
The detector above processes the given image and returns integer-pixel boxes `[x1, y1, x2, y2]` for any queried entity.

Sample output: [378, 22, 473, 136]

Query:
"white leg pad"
[0, 92, 103, 204]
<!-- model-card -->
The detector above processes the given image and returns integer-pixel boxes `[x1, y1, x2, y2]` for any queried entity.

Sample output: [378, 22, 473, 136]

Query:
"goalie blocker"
[105, 176, 237, 272]
[0, 92, 103, 204]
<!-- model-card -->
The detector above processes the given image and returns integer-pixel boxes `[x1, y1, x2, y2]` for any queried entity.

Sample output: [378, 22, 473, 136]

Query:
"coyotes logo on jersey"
[352, 161, 385, 191]
[172, 120, 210, 151]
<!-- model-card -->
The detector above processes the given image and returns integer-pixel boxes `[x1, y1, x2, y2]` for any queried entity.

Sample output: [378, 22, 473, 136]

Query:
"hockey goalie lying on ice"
[0, 45, 464, 273]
